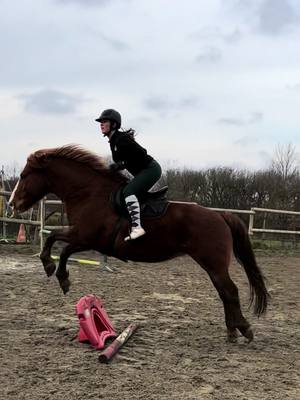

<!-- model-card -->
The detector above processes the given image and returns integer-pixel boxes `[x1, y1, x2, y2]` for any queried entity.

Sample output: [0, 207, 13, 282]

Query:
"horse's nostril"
[6, 204, 15, 218]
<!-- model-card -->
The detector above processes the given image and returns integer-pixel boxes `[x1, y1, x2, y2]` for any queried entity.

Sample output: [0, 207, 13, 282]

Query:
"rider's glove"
[109, 162, 124, 172]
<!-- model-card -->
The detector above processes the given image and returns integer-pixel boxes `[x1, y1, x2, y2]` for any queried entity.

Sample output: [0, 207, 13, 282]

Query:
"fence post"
[262, 212, 267, 239]
[0, 166, 7, 240]
[40, 198, 45, 252]
[248, 209, 254, 236]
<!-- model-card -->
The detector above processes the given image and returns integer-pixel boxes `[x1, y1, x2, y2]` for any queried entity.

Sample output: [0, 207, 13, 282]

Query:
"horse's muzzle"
[6, 204, 16, 218]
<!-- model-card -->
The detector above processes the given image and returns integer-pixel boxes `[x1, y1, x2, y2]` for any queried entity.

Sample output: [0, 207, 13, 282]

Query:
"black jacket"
[109, 131, 153, 176]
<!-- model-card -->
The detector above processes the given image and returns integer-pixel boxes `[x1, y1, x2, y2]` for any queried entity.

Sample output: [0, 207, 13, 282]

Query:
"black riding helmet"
[95, 109, 121, 129]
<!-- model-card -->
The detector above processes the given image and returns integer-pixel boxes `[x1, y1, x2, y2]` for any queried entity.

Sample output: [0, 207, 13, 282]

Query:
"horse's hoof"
[243, 327, 254, 343]
[60, 279, 71, 295]
[227, 329, 238, 343]
[44, 262, 56, 277]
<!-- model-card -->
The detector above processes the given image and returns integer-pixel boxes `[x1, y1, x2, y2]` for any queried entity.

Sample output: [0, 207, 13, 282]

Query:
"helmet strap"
[102, 120, 112, 137]
[101, 121, 118, 138]
[105, 127, 116, 139]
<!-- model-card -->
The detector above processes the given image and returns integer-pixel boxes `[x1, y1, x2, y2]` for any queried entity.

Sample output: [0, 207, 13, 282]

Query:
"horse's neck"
[46, 160, 116, 201]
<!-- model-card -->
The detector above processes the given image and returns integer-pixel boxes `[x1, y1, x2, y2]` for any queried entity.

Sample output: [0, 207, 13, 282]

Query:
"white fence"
[248, 207, 300, 235]
[0, 193, 67, 250]
[1, 190, 300, 249]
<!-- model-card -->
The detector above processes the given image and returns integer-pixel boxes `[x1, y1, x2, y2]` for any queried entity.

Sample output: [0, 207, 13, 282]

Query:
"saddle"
[111, 185, 169, 219]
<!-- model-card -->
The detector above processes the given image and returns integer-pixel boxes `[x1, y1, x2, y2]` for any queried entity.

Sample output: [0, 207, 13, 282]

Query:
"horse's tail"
[221, 212, 270, 316]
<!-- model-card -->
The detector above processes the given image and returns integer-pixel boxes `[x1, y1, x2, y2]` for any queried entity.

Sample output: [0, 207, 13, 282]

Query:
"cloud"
[218, 112, 263, 126]
[234, 135, 259, 146]
[223, 28, 243, 43]
[218, 117, 244, 126]
[190, 27, 242, 44]
[249, 112, 263, 123]
[257, 0, 299, 34]
[286, 83, 300, 91]
[178, 96, 200, 108]
[195, 47, 222, 64]
[144, 95, 200, 114]
[55, 0, 109, 6]
[91, 31, 129, 51]
[258, 150, 272, 167]
[17, 89, 85, 114]
[229, 0, 299, 35]
[144, 97, 170, 112]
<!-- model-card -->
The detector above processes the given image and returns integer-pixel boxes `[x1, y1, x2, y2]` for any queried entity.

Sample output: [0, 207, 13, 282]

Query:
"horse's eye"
[20, 173, 25, 179]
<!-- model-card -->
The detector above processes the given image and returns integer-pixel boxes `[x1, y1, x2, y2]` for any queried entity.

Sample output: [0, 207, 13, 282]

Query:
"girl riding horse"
[95, 109, 162, 241]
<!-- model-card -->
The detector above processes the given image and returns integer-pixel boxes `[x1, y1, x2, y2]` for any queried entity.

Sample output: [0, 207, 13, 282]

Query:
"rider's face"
[100, 120, 111, 136]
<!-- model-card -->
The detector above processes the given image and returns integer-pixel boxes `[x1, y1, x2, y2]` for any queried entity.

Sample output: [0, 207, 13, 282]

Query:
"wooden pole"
[98, 323, 138, 363]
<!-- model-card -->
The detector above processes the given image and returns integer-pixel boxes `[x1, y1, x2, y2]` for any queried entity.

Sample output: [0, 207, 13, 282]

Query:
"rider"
[95, 109, 162, 241]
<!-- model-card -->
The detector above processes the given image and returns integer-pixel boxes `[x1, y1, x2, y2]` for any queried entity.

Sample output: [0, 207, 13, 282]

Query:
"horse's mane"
[28, 144, 127, 182]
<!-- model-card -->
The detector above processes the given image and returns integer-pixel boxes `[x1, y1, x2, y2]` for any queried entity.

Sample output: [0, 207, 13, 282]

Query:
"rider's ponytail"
[121, 128, 136, 140]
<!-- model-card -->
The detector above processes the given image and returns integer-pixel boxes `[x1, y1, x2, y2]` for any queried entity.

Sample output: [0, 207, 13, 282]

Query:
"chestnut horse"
[9, 145, 269, 342]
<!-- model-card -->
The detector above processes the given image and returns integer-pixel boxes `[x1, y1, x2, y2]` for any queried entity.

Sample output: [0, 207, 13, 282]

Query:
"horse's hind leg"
[40, 231, 70, 277]
[209, 271, 254, 342]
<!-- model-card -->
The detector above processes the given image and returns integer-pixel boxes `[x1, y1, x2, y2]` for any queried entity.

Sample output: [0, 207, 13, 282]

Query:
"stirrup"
[124, 227, 146, 241]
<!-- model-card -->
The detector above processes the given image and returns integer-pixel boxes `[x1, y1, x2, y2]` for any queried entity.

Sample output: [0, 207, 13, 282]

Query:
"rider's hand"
[109, 162, 124, 172]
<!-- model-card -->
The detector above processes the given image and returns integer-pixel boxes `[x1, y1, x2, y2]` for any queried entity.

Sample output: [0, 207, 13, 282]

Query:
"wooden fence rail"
[1, 191, 300, 247]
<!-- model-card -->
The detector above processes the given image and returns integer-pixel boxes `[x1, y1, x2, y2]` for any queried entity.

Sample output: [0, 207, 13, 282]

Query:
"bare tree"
[271, 143, 299, 180]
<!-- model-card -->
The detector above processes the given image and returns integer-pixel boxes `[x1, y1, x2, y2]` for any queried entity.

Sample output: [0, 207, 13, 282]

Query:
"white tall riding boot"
[124, 194, 146, 241]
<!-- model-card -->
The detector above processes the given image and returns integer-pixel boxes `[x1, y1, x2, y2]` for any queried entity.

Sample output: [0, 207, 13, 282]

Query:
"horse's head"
[9, 144, 127, 213]
[9, 151, 50, 213]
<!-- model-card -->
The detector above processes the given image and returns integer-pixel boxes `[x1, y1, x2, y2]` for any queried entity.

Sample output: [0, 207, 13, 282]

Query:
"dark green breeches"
[123, 160, 162, 199]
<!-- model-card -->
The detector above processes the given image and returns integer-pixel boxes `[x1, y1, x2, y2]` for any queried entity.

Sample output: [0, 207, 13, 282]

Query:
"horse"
[9, 144, 269, 343]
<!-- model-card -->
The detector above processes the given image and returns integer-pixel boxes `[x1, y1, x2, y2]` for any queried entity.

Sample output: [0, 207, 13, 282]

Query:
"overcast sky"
[0, 0, 300, 172]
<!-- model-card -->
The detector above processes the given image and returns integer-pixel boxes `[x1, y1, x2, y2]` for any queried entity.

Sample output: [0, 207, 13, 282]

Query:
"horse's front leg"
[56, 244, 87, 294]
[40, 231, 70, 277]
